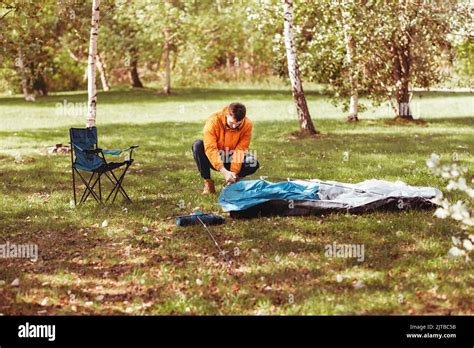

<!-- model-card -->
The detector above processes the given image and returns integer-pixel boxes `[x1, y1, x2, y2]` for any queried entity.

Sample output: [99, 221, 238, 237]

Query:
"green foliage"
[254, 0, 472, 115]
[0, 1, 64, 94]
[48, 48, 86, 91]
[0, 0, 471, 100]
[454, 39, 474, 85]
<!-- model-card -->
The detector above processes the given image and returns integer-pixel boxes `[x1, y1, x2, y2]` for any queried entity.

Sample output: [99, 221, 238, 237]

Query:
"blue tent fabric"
[224, 179, 441, 218]
[218, 180, 319, 212]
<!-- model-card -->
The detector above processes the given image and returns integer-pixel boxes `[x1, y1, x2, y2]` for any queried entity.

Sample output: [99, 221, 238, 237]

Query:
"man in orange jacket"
[192, 102, 260, 194]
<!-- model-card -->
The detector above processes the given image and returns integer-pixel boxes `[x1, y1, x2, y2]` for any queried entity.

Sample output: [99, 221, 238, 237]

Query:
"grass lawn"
[0, 86, 473, 315]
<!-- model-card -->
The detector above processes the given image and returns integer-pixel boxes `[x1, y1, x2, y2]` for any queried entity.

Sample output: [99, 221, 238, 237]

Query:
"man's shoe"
[202, 179, 216, 194]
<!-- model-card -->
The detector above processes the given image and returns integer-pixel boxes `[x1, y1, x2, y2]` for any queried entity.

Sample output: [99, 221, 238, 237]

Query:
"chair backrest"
[70, 127, 104, 171]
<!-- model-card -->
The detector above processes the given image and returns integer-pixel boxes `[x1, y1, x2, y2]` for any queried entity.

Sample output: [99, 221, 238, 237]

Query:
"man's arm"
[230, 123, 252, 174]
[203, 118, 224, 171]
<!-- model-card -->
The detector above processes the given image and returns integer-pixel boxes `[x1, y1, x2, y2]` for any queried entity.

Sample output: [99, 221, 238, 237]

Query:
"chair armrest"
[123, 145, 139, 160]
[84, 148, 102, 154]
[102, 145, 138, 155]
[72, 143, 101, 154]
[102, 149, 123, 155]
[123, 145, 139, 151]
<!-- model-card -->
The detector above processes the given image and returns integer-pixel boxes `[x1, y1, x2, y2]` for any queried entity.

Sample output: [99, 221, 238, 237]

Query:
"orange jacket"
[203, 106, 253, 174]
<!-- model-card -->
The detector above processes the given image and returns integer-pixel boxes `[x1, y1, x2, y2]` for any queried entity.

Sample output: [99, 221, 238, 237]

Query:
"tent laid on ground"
[218, 179, 441, 219]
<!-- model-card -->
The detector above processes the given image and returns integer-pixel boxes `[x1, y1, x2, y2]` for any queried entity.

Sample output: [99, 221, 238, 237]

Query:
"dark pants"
[192, 139, 260, 180]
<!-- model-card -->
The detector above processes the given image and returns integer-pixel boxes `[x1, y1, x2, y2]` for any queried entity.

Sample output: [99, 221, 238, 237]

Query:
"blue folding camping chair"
[69, 127, 138, 206]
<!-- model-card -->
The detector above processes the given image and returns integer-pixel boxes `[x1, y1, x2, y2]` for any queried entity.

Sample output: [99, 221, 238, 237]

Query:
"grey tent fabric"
[228, 179, 441, 218]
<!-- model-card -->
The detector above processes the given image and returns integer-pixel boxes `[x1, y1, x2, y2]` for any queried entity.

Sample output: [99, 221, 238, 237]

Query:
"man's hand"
[220, 167, 237, 183]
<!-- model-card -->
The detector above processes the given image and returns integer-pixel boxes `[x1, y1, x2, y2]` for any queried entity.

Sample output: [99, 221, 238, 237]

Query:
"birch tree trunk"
[342, 16, 359, 122]
[96, 52, 110, 91]
[86, 0, 100, 128]
[282, 0, 317, 135]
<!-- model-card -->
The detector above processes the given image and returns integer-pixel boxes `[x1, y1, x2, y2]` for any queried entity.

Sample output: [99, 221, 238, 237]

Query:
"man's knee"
[242, 155, 259, 175]
[248, 160, 260, 173]
[192, 139, 204, 154]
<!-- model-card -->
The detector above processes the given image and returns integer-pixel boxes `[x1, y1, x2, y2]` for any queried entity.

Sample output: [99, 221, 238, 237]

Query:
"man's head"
[226, 102, 246, 129]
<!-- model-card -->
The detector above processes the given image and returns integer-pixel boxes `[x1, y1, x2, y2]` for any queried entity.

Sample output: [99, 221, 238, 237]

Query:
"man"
[192, 102, 260, 194]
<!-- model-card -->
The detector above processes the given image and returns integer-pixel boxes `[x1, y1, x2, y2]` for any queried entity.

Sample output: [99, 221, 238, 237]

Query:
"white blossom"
[428, 153, 472, 261]
[434, 207, 449, 219]
[452, 236, 461, 246]
[447, 246, 465, 259]
[463, 239, 473, 251]
[450, 201, 469, 221]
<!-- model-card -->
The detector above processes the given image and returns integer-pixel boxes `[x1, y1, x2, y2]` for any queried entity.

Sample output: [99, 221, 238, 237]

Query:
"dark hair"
[229, 102, 246, 121]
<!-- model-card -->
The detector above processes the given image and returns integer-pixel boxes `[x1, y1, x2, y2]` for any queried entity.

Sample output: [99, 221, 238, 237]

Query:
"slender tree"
[129, 55, 144, 88]
[86, 0, 100, 128]
[163, 28, 171, 94]
[17, 47, 35, 101]
[340, 4, 359, 121]
[95, 52, 110, 91]
[282, 0, 317, 135]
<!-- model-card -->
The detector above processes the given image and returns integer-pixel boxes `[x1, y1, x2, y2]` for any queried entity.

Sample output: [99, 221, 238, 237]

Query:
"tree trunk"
[393, 1, 413, 120]
[395, 39, 413, 120]
[130, 59, 144, 88]
[17, 48, 35, 101]
[396, 82, 412, 119]
[33, 72, 48, 97]
[342, 17, 358, 122]
[282, 0, 318, 135]
[95, 52, 110, 91]
[163, 35, 171, 95]
[67, 48, 82, 63]
[86, 0, 100, 128]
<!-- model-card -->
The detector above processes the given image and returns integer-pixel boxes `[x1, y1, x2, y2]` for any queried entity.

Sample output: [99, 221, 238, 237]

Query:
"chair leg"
[98, 174, 102, 201]
[104, 172, 123, 202]
[104, 166, 132, 203]
[77, 171, 102, 204]
[79, 172, 95, 204]
[111, 165, 132, 203]
[104, 172, 117, 202]
[72, 167, 77, 207]
[82, 173, 103, 204]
